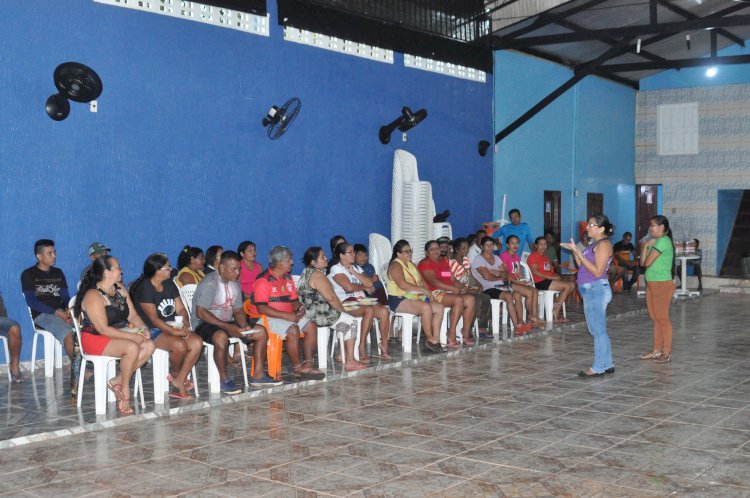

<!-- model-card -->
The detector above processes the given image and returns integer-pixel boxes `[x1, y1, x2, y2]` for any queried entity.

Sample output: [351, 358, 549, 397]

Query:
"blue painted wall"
[0, 0, 493, 360]
[493, 51, 635, 250]
[641, 45, 750, 90]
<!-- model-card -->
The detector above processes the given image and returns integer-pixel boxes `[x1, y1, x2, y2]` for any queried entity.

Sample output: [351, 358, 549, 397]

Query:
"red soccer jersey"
[252, 271, 298, 313]
[527, 252, 556, 283]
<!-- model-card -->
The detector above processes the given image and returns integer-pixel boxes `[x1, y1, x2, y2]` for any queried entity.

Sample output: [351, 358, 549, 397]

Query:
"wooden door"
[587, 193, 604, 219]
[543, 190, 561, 260]
[635, 184, 660, 242]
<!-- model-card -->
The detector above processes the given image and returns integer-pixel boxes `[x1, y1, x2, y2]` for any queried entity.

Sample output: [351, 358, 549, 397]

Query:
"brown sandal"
[639, 351, 661, 360]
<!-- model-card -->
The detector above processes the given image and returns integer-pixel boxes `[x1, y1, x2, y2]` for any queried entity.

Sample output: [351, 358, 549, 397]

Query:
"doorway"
[543, 190, 561, 261]
[635, 184, 661, 242]
[587, 193, 603, 219]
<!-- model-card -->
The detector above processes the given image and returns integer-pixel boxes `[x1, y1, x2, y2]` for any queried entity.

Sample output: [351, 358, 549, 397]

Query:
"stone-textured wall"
[636, 84, 750, 274]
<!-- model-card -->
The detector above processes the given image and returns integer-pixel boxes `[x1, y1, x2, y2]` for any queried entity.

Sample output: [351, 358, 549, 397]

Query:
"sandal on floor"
[117, 398, 134, 415]
[463, 338, 475, 347]
[168, 391, 195, 400]
[371, 343, 392, 360]
[446, 341, 461, 349]
[293, 360, 326, 380]
[639, 351, 662, 360]
[654, 353, 671, 364]
[107, 379, 124, 400]
[344, 362, 368, 372]
[10, 370, 24, 383]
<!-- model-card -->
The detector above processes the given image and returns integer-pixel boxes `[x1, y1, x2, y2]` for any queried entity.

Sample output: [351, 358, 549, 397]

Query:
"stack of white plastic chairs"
[391, 149, 450, 262]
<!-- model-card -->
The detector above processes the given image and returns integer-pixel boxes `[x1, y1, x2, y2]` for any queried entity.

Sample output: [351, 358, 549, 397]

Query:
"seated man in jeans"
[613, 232, 641, 291]
[21, 239, 75, 364]
[253, 246, 325, 380]
[192, 250, 281, 394]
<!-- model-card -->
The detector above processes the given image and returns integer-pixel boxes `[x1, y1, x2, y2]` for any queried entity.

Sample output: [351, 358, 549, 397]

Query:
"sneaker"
[250, 374, 283, 387]
[220, 379, 242, 395]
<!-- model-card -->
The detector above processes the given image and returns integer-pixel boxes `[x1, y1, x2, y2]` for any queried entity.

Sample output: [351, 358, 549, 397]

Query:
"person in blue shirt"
[497, 209, 535, 252]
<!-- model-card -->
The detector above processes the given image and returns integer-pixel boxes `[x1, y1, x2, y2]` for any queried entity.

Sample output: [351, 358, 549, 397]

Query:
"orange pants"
[646, 280, 675, 353]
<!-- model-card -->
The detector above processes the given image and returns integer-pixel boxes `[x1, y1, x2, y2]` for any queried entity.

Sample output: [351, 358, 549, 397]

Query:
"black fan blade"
[379, 116, 404, 144]
[54, 62, 102, 103]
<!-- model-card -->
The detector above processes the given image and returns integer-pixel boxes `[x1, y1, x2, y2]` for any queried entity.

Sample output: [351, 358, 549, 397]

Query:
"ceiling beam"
[494, 14, 750, 48]
[657, 0, 745, 48]
[516, 47, 639, 88]
[497, 0, 610, 42]
[495, 38, 633, 144]
[602, 53, 750, 72]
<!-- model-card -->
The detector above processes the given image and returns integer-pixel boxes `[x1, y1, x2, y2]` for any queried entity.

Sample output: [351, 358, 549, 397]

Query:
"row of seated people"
[5, 233, 576, 411]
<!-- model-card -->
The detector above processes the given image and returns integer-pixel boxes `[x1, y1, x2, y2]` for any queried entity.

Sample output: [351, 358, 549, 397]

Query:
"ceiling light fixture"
[706, 66, 718, 77]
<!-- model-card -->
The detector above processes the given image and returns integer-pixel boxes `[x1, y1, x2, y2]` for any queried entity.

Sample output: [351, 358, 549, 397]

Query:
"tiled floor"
[2, 291, 750, 497]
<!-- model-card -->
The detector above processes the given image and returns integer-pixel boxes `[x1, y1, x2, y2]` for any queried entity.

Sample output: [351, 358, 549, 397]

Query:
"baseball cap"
[436, 236, 452, 244]
[88, 242, 110, 256]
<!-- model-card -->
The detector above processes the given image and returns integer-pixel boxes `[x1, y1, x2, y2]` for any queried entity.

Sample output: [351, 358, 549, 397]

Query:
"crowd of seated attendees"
[6, 219, 642, 414]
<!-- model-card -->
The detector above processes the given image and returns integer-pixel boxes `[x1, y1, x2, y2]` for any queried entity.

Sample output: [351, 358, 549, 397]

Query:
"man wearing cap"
[437, 237, 453, 260]
[81, 242, 110, 281]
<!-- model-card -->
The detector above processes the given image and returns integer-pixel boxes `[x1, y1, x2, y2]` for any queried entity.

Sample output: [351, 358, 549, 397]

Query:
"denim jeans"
[34, 313, 73, 342]
[578, 279, 613, 373]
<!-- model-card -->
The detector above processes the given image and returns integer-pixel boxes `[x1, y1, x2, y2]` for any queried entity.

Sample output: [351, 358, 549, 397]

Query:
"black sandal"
[293, 360, 326, 380]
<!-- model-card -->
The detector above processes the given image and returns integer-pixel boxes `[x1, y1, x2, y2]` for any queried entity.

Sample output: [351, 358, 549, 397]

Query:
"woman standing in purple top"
[561, 215, 615, 377]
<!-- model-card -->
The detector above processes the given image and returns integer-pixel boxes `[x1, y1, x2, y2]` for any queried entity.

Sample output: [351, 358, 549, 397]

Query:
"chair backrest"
[178, 284, 197, 329]
[368, 233, 391, 286]
[68, 296, 85, 354]
[519, 261, 535, 285]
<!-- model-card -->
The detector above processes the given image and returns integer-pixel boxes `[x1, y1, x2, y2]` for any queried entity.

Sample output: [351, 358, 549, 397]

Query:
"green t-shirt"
[645, 236, 674, 282]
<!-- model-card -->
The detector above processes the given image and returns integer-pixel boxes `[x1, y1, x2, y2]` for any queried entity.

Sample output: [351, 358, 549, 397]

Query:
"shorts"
[535, 279, 553, 291]
[388, 295, 406, 312]
[265, 316, 313, 338]
[149, 328, 162, 341]
[0, 317, 19, 336]
[195, 322, 232, 344]
[484, 288, 511, 300]
[430, 290, 446, 303]
[33, 313, 73, 343]
[80, 331, 111, 356]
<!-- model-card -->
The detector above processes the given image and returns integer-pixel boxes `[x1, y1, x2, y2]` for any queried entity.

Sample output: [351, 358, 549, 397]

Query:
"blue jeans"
[34, 313, 73, 342]
[578, 279, 613, 373]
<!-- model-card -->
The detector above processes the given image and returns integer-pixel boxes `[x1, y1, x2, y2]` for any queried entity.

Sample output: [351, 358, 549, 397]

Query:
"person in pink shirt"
[499, 235, 541, 327]
[527, 237, 574, 323]
[238, 241, 262, 301]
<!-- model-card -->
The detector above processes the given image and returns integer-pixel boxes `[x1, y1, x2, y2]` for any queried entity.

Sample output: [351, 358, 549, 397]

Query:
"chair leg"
[191, 365, 199, 397]
[92, 360, 111, 415]
[266, 334, 283, 381]
[0, 337, 10, 382]
[43, 333, 54, 378]
[490, 299, 500, 339]
[399, 315, 414, 353]
[31, 332, 39, 374]
[135, 368, 145, 408]
[204, 343, 221, 393]
[237, 340, 248, 387]
[76, 358, 87, 408]
[317, 326, 329, 370]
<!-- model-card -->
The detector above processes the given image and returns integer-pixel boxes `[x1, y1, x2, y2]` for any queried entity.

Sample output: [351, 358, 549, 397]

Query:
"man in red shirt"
[253, 246, 325, 380]
[527, 237, 575, 323]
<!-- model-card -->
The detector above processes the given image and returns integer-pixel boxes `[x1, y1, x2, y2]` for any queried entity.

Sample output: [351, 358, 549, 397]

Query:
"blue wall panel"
[493, 51, 635, 249]
[0, 0, 493, 360]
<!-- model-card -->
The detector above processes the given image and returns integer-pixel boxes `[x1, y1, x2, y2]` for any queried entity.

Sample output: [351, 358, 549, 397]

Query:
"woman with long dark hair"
[561, 215, 615, 377]
[74, 256, 156, 414]
[639, 215, 675, 363]
[131, 253, 203, 398]
[386, 240, 444, 353]
[176, 245, 205, 287]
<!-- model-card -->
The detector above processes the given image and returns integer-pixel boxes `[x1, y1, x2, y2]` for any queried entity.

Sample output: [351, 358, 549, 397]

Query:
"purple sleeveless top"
[577, 238, 612, 284]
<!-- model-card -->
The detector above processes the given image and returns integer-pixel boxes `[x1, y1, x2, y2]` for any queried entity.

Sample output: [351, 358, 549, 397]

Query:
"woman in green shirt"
[639, 215, 675, 364]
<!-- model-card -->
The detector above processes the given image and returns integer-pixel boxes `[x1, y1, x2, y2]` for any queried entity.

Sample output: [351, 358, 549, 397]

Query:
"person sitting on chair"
[0, 291, 24, 383]
[176, 245, 205, 287]
[499, 235, 542, 327]
[192, 250, 280, 393]
[131, 253, 203, 399]
[527, 237, 575, 322]
[253, 246, 325, 380]
[613, 232, 641, 291]
[449, 238, 491, 338]
[203, 245, 223, 275]
[74, 255, 156, 415]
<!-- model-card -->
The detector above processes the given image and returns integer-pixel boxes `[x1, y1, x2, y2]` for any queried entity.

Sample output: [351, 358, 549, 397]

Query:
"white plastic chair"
[519, 261, 566, 322]
[69, 297, 145, 415]
[0, 336, 11, 381]
[179, 284, 246, 393]
[25, 303, 63, 378]
[490, 298, 511, 341]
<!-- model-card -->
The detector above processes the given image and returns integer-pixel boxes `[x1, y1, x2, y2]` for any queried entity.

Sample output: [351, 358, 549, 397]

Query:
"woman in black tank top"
[74, 256, 156, 415]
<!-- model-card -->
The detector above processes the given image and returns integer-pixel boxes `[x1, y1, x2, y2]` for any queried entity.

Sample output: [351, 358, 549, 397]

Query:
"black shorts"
[535, 279, 553, 291]
[195, 322, 233, 344]
[483, 288, 511, 299]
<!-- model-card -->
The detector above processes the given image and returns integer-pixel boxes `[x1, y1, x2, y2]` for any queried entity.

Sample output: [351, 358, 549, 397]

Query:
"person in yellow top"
[176, 245, 205, 287]
[386, 240, 445, 353]
[639, 216, 675, 364]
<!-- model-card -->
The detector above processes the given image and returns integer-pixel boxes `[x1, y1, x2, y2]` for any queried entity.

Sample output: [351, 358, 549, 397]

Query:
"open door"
[636, 185, 660, 242]
[544, 190, 561, 261]
[587, 193, 603, 219]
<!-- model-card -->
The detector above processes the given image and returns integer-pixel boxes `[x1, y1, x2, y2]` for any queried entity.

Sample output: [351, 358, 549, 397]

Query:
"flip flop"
[168, 374, 195, 391]
[168, 391, 195, 400]
[107, 379, 124, 400]
[296, 369, 326, 380]
[10, 370, 24, 383]
[344, 363, 368, 372]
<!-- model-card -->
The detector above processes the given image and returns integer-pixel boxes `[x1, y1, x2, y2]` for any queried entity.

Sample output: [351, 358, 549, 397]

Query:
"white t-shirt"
[467, 244, 482, 264]
[470, 254, 508, 291]
[329, 263, 366, 301]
